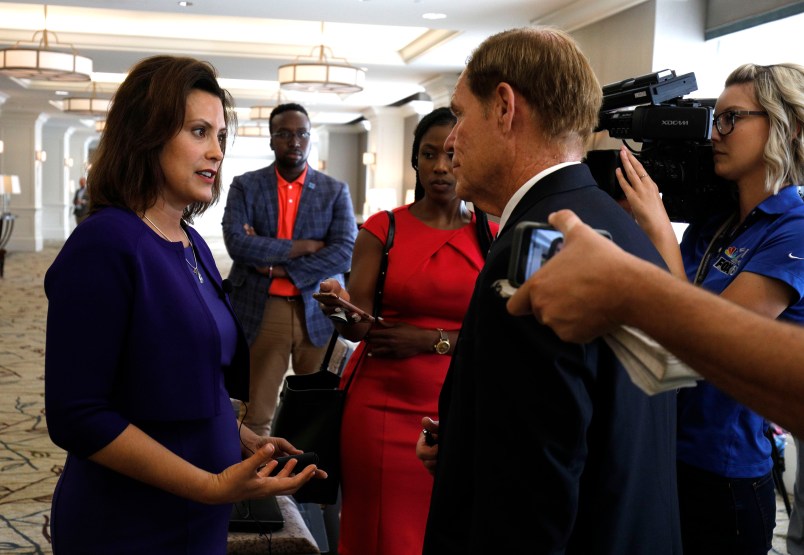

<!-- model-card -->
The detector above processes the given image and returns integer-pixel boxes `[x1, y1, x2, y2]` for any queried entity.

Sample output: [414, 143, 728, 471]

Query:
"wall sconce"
[0, 140, 4, 153]
[362, 152, 376, 166]
[35, 150, 47, 162]
[64, 157, 74, 168]
[317, 160, 327, 171]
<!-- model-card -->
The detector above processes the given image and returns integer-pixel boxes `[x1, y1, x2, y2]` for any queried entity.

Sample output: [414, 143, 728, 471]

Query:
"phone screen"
[522, 228, 564, 281]
[509, 223, 564, 287]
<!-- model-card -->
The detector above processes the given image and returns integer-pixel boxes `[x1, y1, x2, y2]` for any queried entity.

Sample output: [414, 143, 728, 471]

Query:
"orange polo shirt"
[268, 165, 307, 296]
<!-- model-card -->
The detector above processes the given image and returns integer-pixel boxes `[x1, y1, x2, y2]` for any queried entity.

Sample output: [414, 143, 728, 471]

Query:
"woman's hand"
[416, 417, 439, 476]
[204, 443, 328, 504]
[615, 147, 686, 278]
[363, 320, 438, 358]
[239, 425, 301, 459]
[615, 147, 670, 235]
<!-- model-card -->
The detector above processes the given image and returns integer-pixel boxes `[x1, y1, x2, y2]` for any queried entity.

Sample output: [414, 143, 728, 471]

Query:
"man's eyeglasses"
[712, 110, 768, 136]
[271, 130, 311, 141]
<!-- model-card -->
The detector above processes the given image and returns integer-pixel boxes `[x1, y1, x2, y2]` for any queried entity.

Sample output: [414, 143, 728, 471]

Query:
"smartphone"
[312, 292, 376, 324]
[508, 221, 612, 287]
[268, 452, 320, 476]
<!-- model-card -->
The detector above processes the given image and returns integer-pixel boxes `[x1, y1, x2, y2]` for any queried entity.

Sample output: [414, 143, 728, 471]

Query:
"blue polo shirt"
[677, 185, 804, 478]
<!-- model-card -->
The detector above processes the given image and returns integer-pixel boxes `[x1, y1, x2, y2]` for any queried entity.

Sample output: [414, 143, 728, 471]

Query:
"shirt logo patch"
[713, 257, 739, 275]
[713, 246, 749, 277]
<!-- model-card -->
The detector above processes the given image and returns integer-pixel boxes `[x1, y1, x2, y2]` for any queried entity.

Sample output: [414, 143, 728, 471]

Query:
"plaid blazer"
[222, 163, 357, 346]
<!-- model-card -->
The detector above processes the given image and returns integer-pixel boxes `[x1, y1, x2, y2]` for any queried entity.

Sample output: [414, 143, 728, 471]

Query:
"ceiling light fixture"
[278, 23, 365, 94]
[249, 90, 287, 121]
[237, 125, 271, 138]
[422, 13, 447, 20]
[249, 106, 274, 120]
[0, 5, 93, 82]
[61, 82, 110, 117]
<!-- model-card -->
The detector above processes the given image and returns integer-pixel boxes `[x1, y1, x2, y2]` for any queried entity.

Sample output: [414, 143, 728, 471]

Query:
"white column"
[0, 109, 49, 252]
[362, 106, 405, 218]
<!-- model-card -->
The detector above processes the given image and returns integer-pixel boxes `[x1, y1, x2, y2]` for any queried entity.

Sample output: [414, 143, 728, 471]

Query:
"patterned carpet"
[0, 243, 61, 554]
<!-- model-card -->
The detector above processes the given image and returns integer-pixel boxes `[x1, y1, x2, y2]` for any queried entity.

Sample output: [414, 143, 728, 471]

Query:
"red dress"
[338, 205, 496, 555]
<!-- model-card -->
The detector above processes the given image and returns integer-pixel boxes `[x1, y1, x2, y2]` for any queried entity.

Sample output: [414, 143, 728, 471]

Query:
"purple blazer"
[45, 206, 249, 459]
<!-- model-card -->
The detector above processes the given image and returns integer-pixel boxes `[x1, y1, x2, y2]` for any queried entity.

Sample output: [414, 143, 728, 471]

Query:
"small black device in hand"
[268, 452, 320, 476]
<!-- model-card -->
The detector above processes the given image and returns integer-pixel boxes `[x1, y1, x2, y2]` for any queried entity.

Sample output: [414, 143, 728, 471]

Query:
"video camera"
[587, 69, 735, 223]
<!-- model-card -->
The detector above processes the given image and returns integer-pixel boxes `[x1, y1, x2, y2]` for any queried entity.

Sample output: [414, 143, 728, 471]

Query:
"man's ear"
[495, 82, 516, 133]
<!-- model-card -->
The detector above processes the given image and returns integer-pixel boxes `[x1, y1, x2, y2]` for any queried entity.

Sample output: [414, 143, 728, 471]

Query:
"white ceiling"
[0, 0, 647, 127]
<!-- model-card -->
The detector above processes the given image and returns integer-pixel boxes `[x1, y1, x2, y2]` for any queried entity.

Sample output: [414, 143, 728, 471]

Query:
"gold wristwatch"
[433, 328, 450, 355]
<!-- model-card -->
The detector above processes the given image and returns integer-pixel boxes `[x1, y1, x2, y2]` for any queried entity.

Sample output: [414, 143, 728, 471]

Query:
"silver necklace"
[180, 228, 204, 284]
[142, 212, 204, 284]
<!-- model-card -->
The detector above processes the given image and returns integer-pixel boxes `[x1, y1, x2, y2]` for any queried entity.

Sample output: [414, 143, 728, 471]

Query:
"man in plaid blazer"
[222, 103, 357, 436]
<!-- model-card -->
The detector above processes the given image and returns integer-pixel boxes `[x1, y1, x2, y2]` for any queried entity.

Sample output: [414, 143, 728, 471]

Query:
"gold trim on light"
[61, 82, 110, 117]
[0, 5, 93, 82]
[278, 28, 365, 95]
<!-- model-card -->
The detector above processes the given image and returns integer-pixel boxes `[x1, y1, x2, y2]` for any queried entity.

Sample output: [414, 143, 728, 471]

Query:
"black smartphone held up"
[508, 221, 612, 287]
[268, 452, 320, 476]
[313, 292, 376, 324]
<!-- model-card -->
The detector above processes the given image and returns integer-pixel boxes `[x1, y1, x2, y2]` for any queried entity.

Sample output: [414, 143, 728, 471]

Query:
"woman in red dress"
[320, 107, 497, 555]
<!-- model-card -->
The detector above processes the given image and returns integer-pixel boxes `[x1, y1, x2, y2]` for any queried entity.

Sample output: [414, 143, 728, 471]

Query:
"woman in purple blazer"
[44, 56, 323, 554]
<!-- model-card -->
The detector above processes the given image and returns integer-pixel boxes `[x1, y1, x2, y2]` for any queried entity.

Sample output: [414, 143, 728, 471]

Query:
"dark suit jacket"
[423, 164, 681, 554]
[222, 163, 357, 347]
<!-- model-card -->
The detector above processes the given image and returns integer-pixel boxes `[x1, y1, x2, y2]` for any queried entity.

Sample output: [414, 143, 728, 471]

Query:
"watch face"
[435, 340, 450, 354]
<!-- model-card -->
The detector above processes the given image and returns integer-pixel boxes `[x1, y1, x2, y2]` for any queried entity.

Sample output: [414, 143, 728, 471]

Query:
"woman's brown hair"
[88, 55, 237, 222]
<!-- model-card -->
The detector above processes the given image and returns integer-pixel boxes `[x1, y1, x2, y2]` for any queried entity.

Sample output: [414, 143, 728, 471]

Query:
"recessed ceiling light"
[55, 90, 69, 96]
[178, 1, 193, 7]
[422, 12, 447, 20]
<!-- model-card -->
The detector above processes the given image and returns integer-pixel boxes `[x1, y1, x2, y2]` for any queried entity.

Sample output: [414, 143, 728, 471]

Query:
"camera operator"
[618, 63, 804, 555]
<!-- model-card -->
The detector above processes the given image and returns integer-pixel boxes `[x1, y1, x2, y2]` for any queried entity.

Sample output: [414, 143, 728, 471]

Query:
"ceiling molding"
[533, 0, 649, 31]
[399, 29, 461, 64]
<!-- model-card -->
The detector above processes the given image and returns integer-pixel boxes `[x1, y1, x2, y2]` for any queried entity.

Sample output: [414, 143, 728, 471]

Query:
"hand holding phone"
[495, 222, 612, 297]
[313, 292, 376, 324]
[267, 452, 320, 476]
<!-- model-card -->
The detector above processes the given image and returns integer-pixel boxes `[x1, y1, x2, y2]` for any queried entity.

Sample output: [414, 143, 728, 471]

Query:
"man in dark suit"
[222, 103, 356, 436]
[420, 27, 681, 554]
[72, 177, 89, 226]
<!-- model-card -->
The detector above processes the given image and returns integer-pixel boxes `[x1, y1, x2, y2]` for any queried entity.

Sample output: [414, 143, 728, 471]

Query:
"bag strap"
[318, 329, 341, 372]
[372, 210, 395, 318]
[340, 210, 396, 392]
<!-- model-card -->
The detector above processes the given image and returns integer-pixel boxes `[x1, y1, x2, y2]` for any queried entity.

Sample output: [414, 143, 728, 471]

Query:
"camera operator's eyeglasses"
[713, 110, 768, 136]
[271, 130, 311, 141]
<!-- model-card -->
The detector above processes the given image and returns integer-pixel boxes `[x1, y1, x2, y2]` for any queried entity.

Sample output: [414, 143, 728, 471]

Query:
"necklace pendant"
[195, 268, 204, 284]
